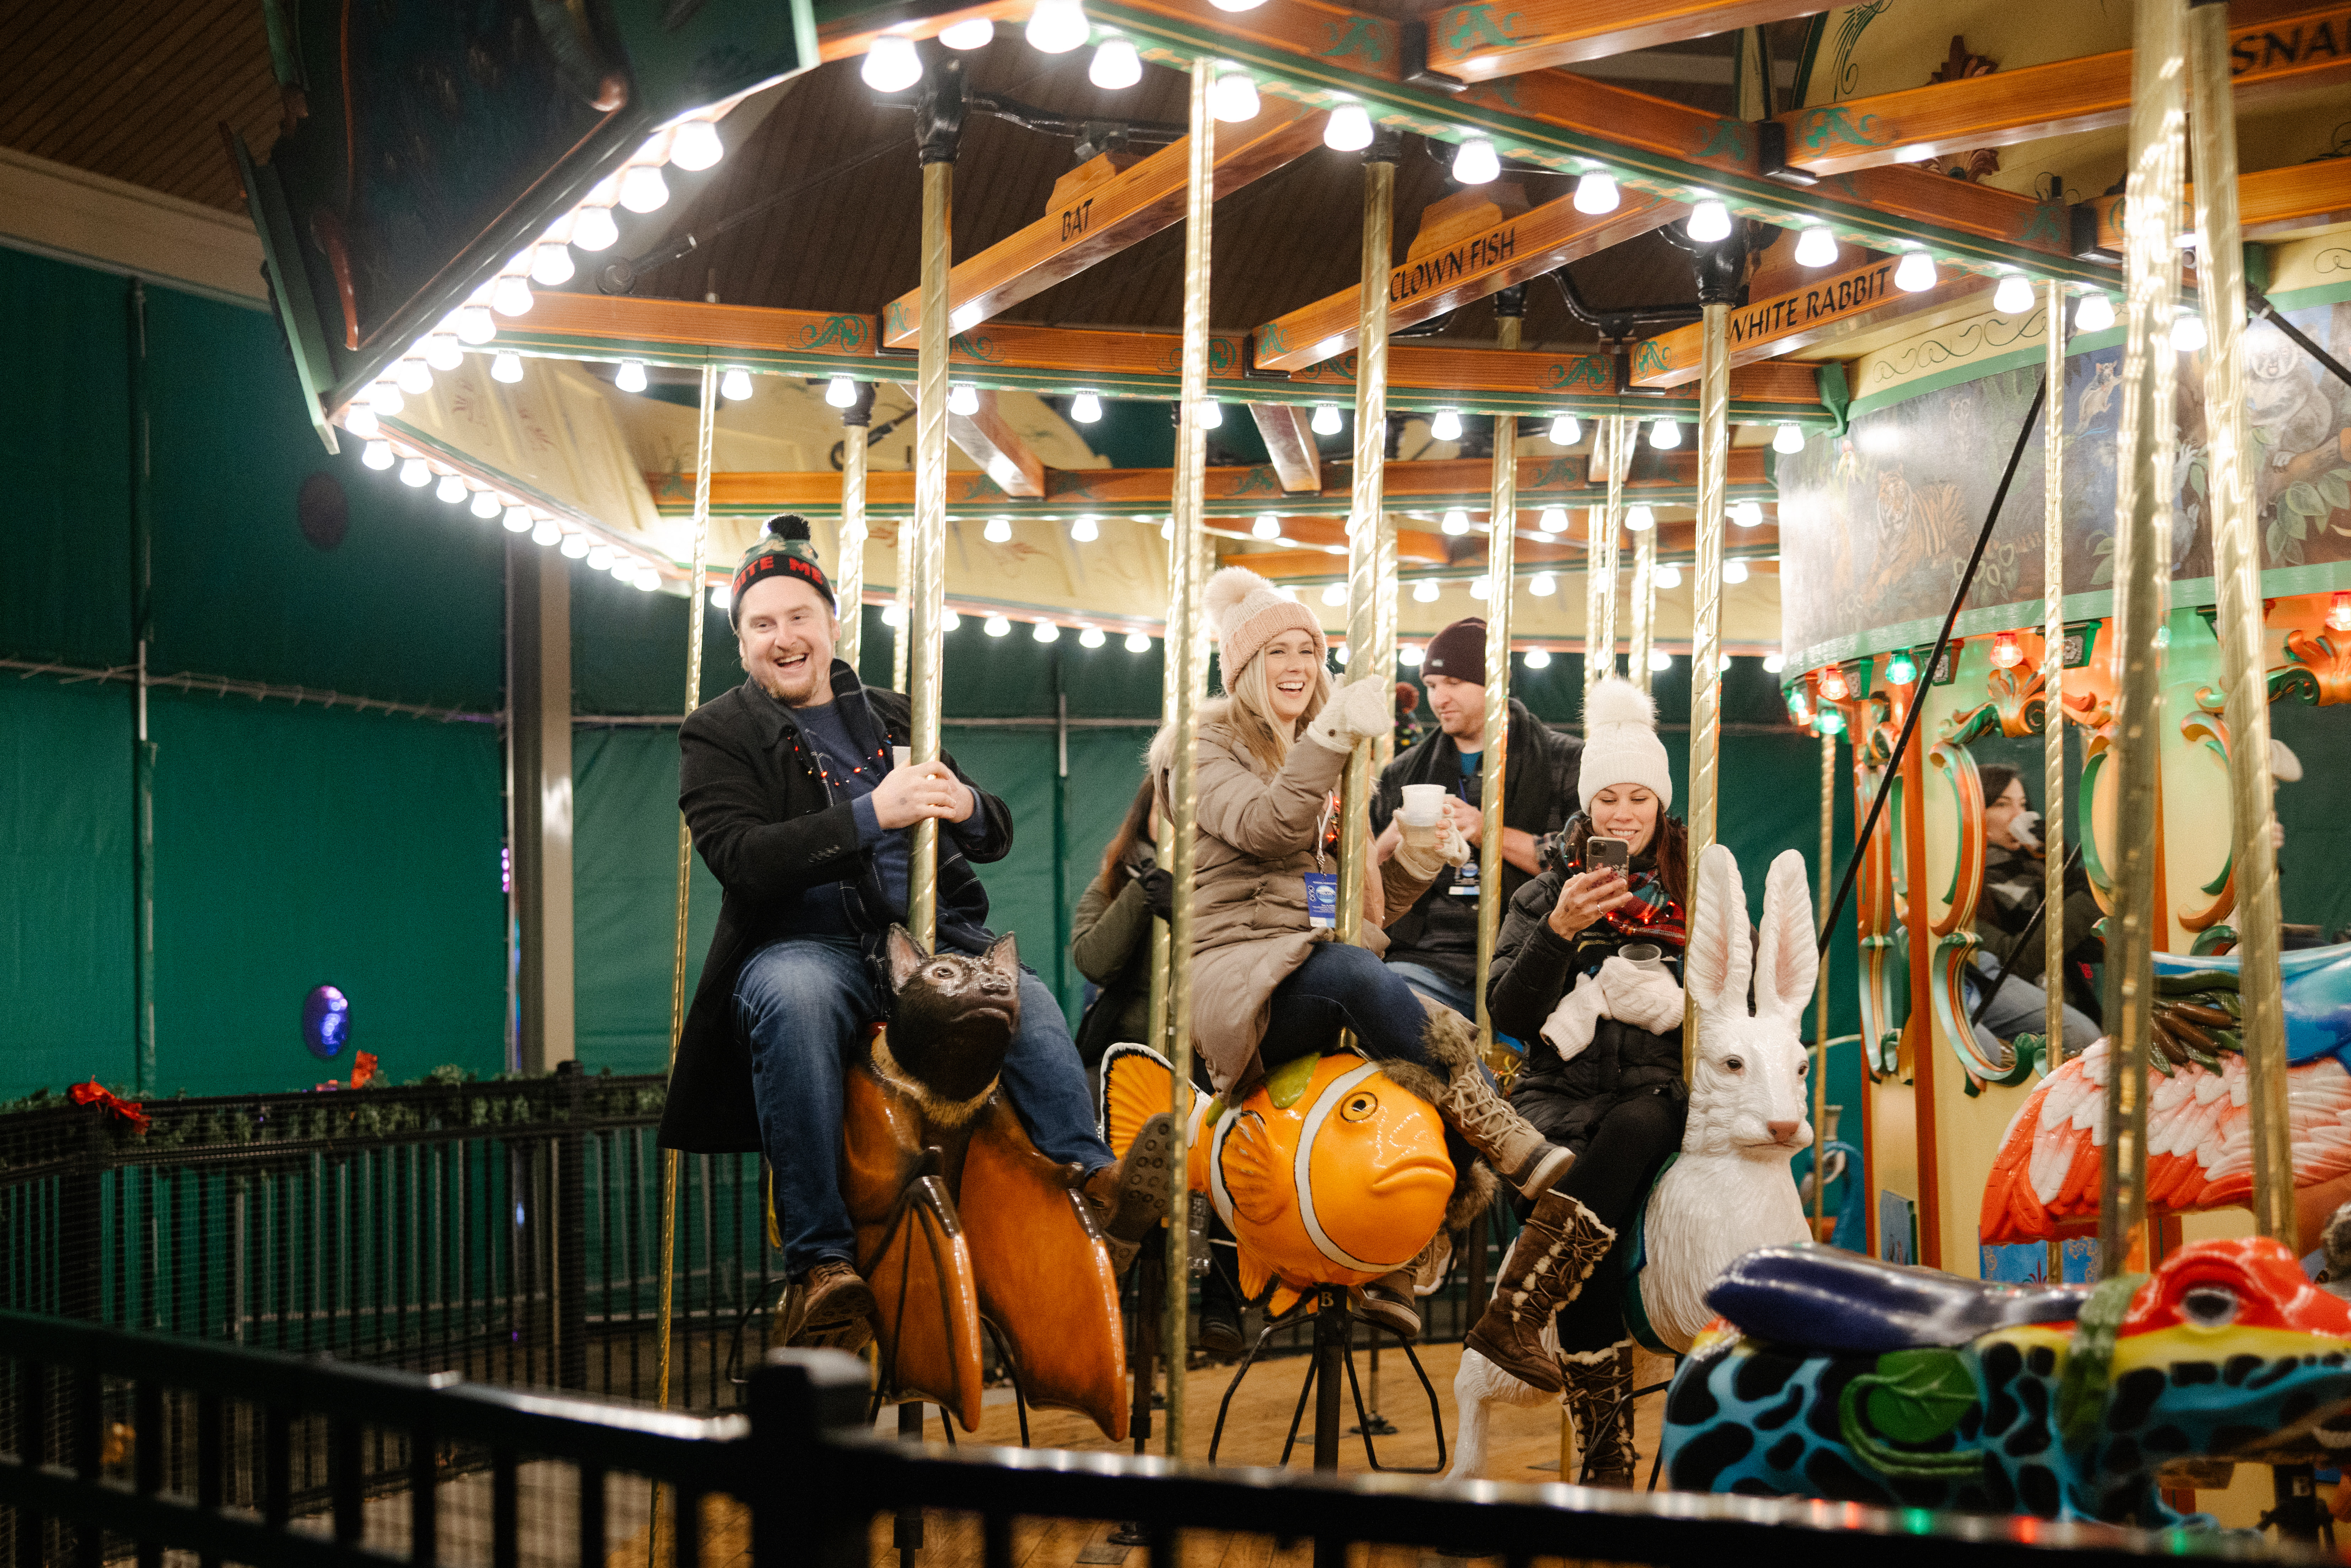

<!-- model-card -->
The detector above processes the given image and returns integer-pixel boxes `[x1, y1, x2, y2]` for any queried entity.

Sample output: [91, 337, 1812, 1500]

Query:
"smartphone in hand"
[1585, 836, 1629, 875]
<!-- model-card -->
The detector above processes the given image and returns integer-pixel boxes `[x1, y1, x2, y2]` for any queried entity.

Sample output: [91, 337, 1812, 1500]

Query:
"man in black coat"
[659, 517, 1168, 1343]
[1370, 618, 1582, 1023]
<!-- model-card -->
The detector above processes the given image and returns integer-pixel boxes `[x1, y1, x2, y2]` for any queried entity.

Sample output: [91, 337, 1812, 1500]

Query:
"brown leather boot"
[1355, 1272, 1421, 1341]
[1463, 1190, 1614, 1394]
[1563, 1340, 1640, 1487]
[1434, 1065, 1575, 1198]
[1080, 1111, 1176, 1272]
[776, 1259, 876, 1352]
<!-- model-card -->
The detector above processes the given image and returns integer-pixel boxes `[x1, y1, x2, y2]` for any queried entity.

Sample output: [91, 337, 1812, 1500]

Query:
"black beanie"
[1421, 618, 1489, 680]
[729, 515, 834, 624]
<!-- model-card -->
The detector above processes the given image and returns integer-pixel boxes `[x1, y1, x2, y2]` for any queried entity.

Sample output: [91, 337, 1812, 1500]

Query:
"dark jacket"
[1070, 847, 1157, 1064]
[657, 664, 1013, 1153]
[1369, 698, 1584, 986]
[1487, 844, 1686, 1156]
[1974, 842, 2101, 984]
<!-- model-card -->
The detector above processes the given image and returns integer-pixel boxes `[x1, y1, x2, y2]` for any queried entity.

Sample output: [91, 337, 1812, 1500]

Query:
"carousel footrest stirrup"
[1708, 1243, 2091, 1354]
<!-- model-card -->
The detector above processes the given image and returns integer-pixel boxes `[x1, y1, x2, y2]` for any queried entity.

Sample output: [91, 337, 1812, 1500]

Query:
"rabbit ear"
[1684, 843, 1752, 1019]
[1753, 849, 1821, 1019]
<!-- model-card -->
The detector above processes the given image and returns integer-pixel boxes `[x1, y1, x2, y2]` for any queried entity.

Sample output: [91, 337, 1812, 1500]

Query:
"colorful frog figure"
[1661, 1237, 2351, 1524]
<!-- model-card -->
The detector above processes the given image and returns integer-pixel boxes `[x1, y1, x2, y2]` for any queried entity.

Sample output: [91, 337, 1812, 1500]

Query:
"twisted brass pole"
[1814, 725, 1833, 1238]
[2100, 0, 2185, 1277]
[2189, 4, 2291, 1243]
[1592, 417, 1625, 688]
[1683, 303, 1729, 1078]
[1338, 141, 1396, 947]
[837, 394, 870, 673]
[906, 151, 953, 948]
[1628, 518, 1656, 697]
[1477, 325, 1520, 1064]
[2042, 281, 2069, 1077]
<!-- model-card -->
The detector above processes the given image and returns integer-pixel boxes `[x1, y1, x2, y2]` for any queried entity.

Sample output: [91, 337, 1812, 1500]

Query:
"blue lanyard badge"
[1306, 793, 1338, 927]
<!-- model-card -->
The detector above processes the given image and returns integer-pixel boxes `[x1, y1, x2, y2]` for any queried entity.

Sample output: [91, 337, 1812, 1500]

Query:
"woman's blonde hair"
[1221, 636, 1331, 774]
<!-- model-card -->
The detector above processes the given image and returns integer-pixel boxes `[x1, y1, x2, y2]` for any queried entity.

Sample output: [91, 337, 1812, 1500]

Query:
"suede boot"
[1563, 1340, 1640, 1487]
[1463, 1190, 1613, 1394]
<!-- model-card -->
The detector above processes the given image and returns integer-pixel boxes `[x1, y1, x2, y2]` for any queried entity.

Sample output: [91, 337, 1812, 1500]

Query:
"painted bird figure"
[1100, 1042, 1457, 1318]
[1980, 943, 2351, 1251]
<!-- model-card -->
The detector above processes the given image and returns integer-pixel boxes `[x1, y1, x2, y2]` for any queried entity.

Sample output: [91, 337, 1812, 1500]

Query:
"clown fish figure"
[1101, 1044, 1457, 1317]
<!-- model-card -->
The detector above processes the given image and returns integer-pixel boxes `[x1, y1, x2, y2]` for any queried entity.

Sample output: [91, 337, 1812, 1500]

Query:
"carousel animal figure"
[1447, 845, 1821, 1479]
[1980, 943, 2351, 1255]
[835, 926, 1166, 1438]
[1660, 1236, 2351, 1525]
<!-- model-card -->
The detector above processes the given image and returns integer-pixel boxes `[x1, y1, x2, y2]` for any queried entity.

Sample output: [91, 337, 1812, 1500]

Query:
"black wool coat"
[656, 664, 1013, 1153]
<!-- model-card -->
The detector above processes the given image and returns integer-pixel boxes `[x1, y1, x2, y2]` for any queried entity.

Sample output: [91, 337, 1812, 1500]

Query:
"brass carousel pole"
[1337, 132, 1397, 948]
[1595, 417, 1626, 685]
[2042, 281, 2069, 1078]
[1627, 508, 1656, 697]
[648, 362, 717, 1566]
[892, 534, 910, 695]
[2189, 3, 2292, 1243]
[837, 384, 874, 673]
[2099, 0, 2185, 1278]
[907, 60, 961, 948]
[1477, 297, 1522, 1064]
[1683, 260, 1732, 1075]
[1159, 55, 1217, 1461]
[1814, 725, 1833, 1238]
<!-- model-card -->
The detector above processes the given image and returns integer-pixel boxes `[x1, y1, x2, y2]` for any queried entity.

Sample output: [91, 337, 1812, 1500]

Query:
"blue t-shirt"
[792, 698, 910, 920]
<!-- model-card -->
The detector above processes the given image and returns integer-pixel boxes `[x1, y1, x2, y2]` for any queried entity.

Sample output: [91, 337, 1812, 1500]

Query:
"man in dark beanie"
[1371, 617, 1582, 1023]
[657, 515, 1171, 1345]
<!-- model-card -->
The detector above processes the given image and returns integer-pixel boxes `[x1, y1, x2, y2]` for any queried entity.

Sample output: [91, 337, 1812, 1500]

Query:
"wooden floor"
[619, 1341, 1678, 1568]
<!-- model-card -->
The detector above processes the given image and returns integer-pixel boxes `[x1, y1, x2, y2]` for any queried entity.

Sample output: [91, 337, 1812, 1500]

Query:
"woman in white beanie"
[1466, 676, 1692, 1479]
[1148, 566, 1579, 1338]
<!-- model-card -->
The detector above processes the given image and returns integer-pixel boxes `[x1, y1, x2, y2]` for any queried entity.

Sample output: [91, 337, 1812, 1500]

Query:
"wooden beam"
[2087, 157, 2351, 250]
[880, 102, 1326, 347]
[815, 1, 1027, 62]
[1629, 255, 1979, 388]
[1424, 0, 1831, 85]
[1253, 188, 1683, 371]
[1250, 403, 1322, 492]
[1773, 2, 2351, 178]
[947, 389, 1046, 497]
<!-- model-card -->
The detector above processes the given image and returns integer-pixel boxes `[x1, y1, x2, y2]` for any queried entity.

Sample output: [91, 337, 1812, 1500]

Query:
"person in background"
[1370, 618, 1583, 1021]
[1968, 763, 2101, 1062]
[1071, 779, 1168, 1074]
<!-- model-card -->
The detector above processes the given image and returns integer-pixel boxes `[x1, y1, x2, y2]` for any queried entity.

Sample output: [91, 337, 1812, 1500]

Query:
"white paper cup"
[1400, 784, 1447, 826]
[892, 746, 912, 771]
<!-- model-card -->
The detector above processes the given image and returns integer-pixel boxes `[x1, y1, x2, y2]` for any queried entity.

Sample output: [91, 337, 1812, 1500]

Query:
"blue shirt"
[791, 697, 910, 920]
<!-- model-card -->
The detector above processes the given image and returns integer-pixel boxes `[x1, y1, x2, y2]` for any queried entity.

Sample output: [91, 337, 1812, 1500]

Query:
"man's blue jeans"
[735, 933, 1114, 1275]
[1385, 960, 1476, 1019]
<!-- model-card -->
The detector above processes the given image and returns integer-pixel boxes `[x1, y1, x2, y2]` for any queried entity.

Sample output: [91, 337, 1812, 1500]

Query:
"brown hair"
[1095, 778, 1158, 898]
[1564, 812, 1691, 917]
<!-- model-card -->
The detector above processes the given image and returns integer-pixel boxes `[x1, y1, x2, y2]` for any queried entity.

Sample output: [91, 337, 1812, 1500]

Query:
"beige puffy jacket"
[1152, 699, 1441, 1094]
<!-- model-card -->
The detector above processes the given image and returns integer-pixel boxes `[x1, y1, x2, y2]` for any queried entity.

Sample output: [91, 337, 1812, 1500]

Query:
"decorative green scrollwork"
[1437, 4, 1520, 52]
[1317, 16, 1389, 65]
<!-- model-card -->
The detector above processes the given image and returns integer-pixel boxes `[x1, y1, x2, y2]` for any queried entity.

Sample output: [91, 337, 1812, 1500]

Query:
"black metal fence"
[0, 1309, 2310, 1568]
[0, 1067, 774, 1411]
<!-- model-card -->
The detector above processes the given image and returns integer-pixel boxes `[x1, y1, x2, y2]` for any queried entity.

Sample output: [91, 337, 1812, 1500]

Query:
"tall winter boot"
[1389, 999, 1573, 1198]
[1463, 1189, 1614, 1393]
[1563, 1340, 1640, 1487]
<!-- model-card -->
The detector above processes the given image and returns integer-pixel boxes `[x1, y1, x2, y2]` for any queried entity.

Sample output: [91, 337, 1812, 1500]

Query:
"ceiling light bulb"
[1210, 0, 1267, 10]
[1025, 0, 1090, 54]
[1537, 506, 1566, 533]
[1212, 71, 1260, 123]
[504, 505, 533, 532]
[1625, 504, 1654, 532]
[1650, 419, 1681, 449]
[1429, 408, 1463, 441]
[1894, 251, 1937, 292]
[632, 567, 659, 591]
[1731, 500, 1763, 528]
[1773, 423, 1806, 454]
[1125, 631, 1151, 652]
[1762, 652, 1786, 674]
[862, 34, 922, 92]
[1648, 648, 1674, 672]
[491, 351, 524, 384]
[1549, 414, 1580, 446]
[1883, 650, 1916, 685]
[453, 305, 497, 345]
[983, 516, 1012, 543]
[881, 604, 904, 627]
[1442, 508, 1470, 536]
[2075, 290, 2115, 332]
[559, 530, 591, 557]
[1524, 646, 1551, 669]
[721, 367, 755, 401]
[1794, 226, 1837, 268]
[1033, 620, 1061, 642]
[615, 360, 647, 393]
[530, 518, 562, 549]
[943, 608, 962, 632]
[1079, 625, 1107, 647]
[704, 583, 727, 612]
[436, 473, 468, 503]
[1197, 399, 1223, 429]
[398, 457, 431, 487]
[571, 206, 619, 252]
[395, 358, 433, 394]
[368, 381, 403, 417]
[1687, 200, 1732, 243]
[942, 16, 996, 48]
[491, 275, 535, 315]
[344, 403, 380, 440]
[1413, 578, 1439, 602]
[617, 165, 670, 214]
[948, 382, 980, 416]
[1817, 664, 1850, 701]
[1816, 707, 1845, 735]
[1331, 643, 1349, 666]
[820, 375, 857, 409]
[1252, 513, 1281, 540]
[523, 242, 572, 295]
[1654, 563, 1682, 589]
[1311, 403, 1342, 436]
[1573, 171, 1619, 214]
[667, 120, 723, 174]
[1321, 582, 1347, 606]
[1530, 572, 1556, 597]
[1070, 515, 1099, 542]
[1993, 273, 2034, 315]
[588, 545, 614, 571]
[1452, 137, 1500, 185]
[471, 489, 503, 519]
[1468, 577, 1489, 601]
[1070, 391, 1103, 422]
[361, 439, 393, 470]
[1324, 104, 1373, 152]
[1088, 37, 1141, 87]
[1400, 643, 1424, 666]
[2173, 312, 2208, 352]
[1723, 559, 1749, 584]
[424, 332, 463, 371]
[608, 553, 638, 578]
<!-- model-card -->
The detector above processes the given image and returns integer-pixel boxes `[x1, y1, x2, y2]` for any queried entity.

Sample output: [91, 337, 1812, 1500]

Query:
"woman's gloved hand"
[1392, 813, 1475, 880]
[1539, 971, 1607, 1063]
[1136, 866, 1175, 921]
[1597, 954, 1685, 1034]
[1303, 678, 1392, 753]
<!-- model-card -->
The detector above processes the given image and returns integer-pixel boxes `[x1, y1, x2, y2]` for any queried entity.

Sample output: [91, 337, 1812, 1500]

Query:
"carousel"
[226, 0, 2351, 1549]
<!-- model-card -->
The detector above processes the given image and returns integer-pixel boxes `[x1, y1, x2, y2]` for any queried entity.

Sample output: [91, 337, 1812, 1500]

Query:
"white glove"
[1598, 955, 1686, 1035]
[1393, 814, 1475, 880]
[1304, 678, 1391, 753]
[1540, 971, 1607, 1062]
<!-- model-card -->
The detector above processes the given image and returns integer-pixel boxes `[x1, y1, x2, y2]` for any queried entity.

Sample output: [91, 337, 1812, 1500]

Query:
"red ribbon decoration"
[69, 1081, 151, 1133]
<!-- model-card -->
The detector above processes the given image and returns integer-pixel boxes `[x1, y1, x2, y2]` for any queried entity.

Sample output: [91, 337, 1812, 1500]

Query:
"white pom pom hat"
[1204, 565, 1326, 678]
[1580, 677, 1673, 810]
